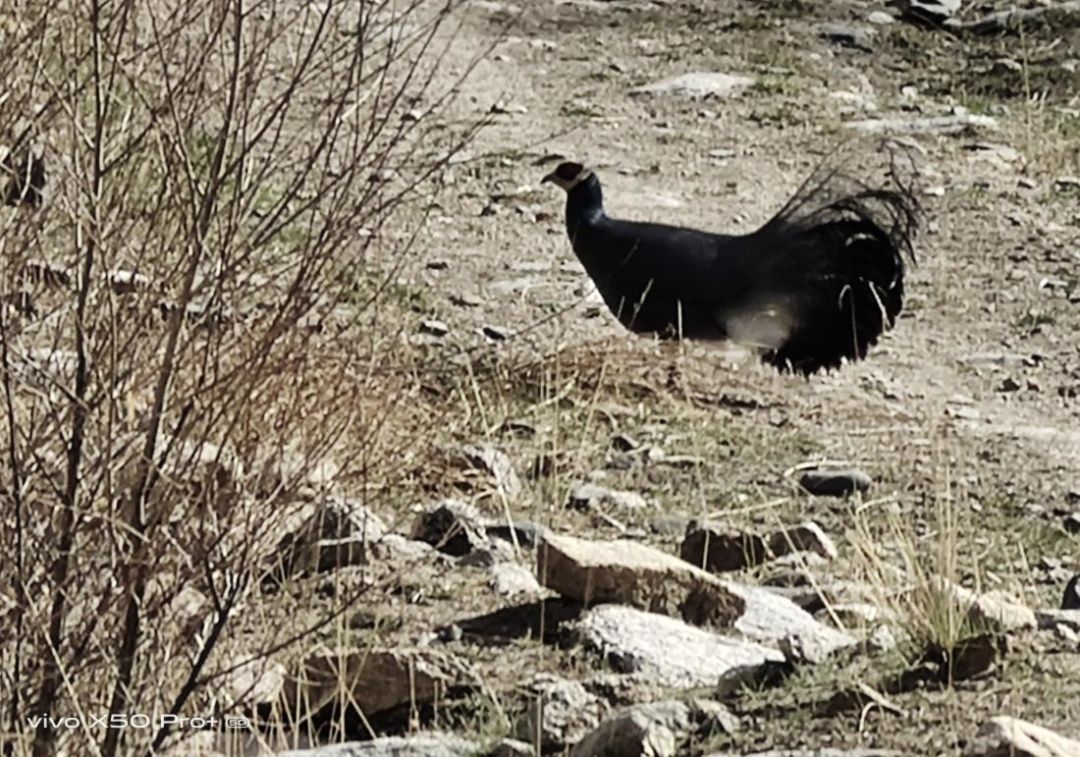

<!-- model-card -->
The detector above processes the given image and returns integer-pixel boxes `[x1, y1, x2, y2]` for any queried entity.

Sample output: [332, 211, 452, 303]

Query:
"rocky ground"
[104, 0, 1080, 755]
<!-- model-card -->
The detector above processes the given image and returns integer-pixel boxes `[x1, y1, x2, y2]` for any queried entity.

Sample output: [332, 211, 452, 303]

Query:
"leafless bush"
[0, 0, 484, 754]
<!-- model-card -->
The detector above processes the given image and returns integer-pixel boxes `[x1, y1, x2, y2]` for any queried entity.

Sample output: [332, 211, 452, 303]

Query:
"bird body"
[543, 159, 918, 375]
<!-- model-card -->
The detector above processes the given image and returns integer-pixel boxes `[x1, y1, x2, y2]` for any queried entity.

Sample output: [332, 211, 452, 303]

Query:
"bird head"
[541, 161, 593, 191]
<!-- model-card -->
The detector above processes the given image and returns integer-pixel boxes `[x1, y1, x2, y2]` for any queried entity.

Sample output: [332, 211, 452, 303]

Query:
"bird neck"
[565, 174, 604, 240]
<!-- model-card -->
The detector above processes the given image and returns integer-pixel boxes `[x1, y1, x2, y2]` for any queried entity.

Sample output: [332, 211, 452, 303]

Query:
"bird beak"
[541, 172, 555, 185]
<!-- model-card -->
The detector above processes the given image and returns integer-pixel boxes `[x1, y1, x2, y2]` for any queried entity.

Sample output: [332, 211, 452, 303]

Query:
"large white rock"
[572, 604, 784, 689]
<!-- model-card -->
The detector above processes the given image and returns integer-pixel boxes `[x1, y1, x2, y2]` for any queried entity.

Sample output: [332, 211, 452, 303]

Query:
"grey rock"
[692, 699, 741, 735]
[536, 533, 744, 623]
[680, 523, 767, 572]
[282, 649, 451, 719]
[569, 483, 649, 512]
[570, 699, 691, 757]
[410, 499, 489, 556]
[630, 72, 754, 99]
[369, 534, 439, 562]
[864, 625, 899, 653]
[868, 10, 897, 24]
[571, 604, 784, 689]
[539, 533, 851, 655]
[726, 582, 856, 655]
[818, 23, 876, 51]
[952, 585, 1036, 632]
[847, 112, 997, 135]
[798, 469, 872, 497]
[515, 675, 607, 750]
[314, 498, 387, 542]
[281, 734, 480, 757]
[815, 602, 883, 627]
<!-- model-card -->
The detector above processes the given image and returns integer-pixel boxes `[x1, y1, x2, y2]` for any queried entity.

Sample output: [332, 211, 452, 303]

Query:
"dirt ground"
[278, 0, 1080, 754]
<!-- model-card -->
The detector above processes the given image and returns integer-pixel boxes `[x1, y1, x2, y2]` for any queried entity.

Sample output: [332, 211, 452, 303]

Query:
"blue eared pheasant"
[542, 158, 919, 375]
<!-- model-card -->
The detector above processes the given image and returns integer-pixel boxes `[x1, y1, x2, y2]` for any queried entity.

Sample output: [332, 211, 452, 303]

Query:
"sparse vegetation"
[2, 0, 1079, 755]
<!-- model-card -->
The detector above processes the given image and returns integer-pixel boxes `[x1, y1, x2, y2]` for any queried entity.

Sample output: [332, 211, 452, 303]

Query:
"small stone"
[490, 562, 543, 596]
[798, 469, 872, 497]
[570, 700, 692, 757]
[282, 649, 451, 720]
[864, 625, 898, 653]
[779, 631, 841, 665]
[1064, 514, 1080, 534]
[462, 444, 523, 499]
[281, 733, 480, 757]
[410, 499, 489, 556]
[970, 591, 1037, 633]
[515, 675, 607, 751]
[868, 10, 896, 24]
[944, 582, 1036, 632]
[419, 318, 449, 336]
[692, 698, 741, 735]
[815, 603, 882, 627]
[369, 534, 439, 562]
[629, 72, 755, 99]
[568, 483, 649, 512]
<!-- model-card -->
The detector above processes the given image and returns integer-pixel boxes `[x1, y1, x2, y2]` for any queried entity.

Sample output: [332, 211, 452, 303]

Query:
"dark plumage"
[542, 155, 919, 375]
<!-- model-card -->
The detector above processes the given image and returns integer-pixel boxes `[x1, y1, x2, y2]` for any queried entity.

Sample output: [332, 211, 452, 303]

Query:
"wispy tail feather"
[735, 147, 920, 375]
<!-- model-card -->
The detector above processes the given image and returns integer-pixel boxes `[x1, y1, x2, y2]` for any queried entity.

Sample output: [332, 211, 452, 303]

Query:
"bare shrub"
[0, 0, 484, 754]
